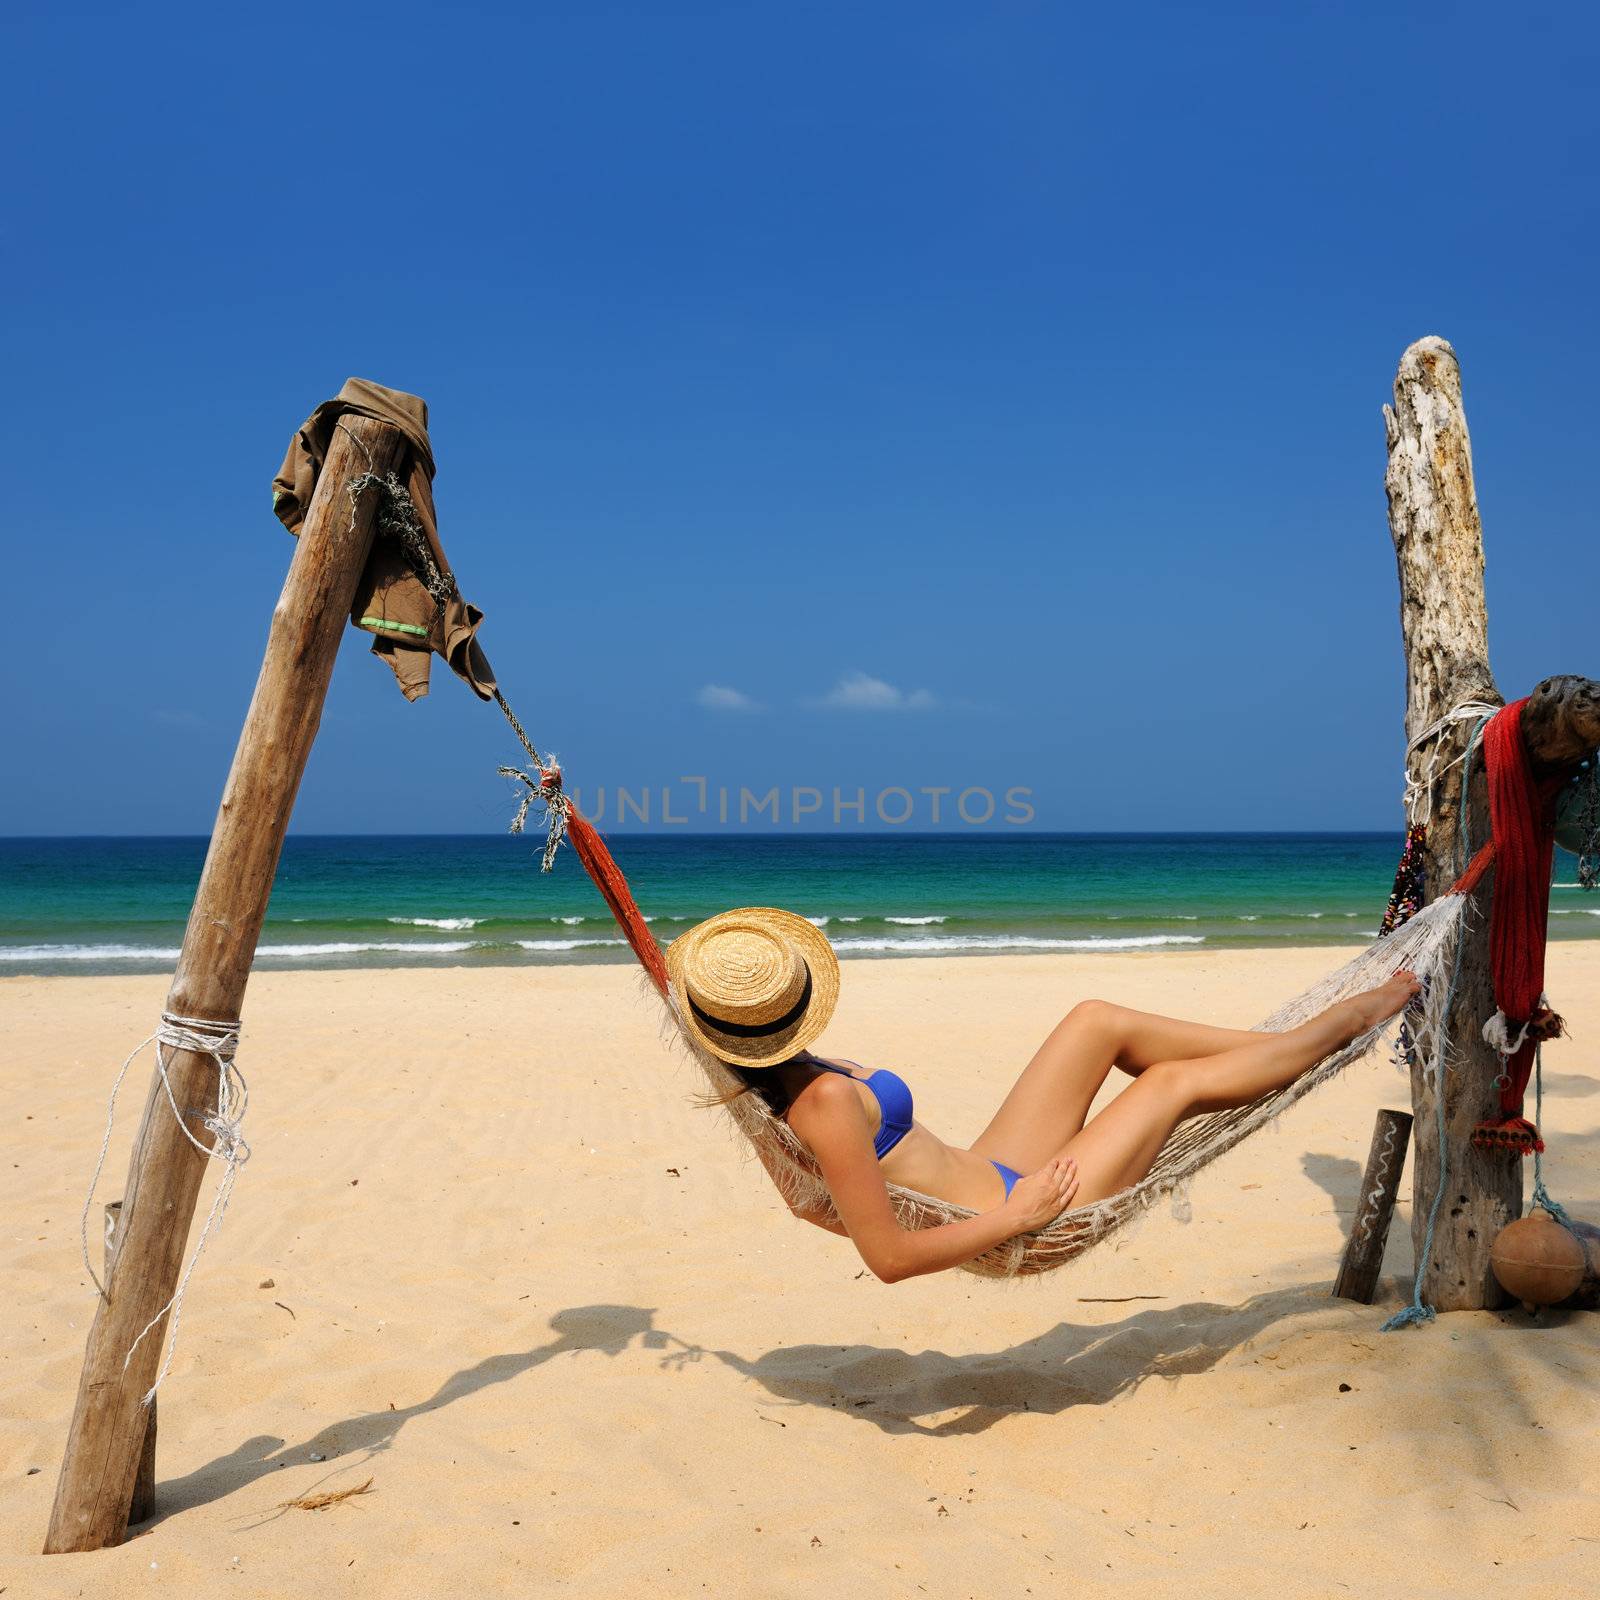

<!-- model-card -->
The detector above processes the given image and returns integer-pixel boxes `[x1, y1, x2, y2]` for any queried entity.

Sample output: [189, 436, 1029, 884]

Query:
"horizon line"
[0, 827, 1410, 842]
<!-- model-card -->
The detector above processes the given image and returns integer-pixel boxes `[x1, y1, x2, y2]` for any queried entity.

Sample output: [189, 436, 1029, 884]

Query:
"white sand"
[3, 946, 1598, 1596]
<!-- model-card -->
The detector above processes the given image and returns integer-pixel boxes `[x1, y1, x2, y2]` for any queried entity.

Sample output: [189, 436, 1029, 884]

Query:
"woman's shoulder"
[785, 1065, 867, 1126]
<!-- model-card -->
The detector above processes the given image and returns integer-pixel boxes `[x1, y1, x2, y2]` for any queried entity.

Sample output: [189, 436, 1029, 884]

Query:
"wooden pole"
[1385, 336, 1517, 1312]
[1332, 1109, 1413, 1304]
[45, 413, 405, 1554]
[1385, 339, 1600, 1312]
[103, 1203, 157, 1524]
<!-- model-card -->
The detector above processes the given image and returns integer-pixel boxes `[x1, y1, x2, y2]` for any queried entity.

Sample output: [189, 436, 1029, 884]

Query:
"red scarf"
[1473, 699, 1567, 1154]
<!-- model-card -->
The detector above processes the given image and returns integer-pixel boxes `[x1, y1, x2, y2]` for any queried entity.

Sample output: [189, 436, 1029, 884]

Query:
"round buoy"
[1490, 1210, 1587, 1307]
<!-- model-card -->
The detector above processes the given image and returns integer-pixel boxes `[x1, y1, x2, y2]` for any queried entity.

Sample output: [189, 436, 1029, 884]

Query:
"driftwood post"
[45, 413, 405, 1554]
[1384, 337, 1600, 1312]
[103, 1203, 156, 1524]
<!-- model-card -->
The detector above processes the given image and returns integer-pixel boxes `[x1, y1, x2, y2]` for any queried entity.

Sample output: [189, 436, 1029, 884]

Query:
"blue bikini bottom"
[990, 1159, 1022, 1198]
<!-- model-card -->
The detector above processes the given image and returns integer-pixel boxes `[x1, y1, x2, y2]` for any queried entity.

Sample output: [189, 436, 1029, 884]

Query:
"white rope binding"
[79, 1011, 251, 1406]
[1402, 699, 1501, 825]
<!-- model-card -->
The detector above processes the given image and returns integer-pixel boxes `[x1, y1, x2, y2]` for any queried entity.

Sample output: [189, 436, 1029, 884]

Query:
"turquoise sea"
[1, 833, 1595, 978]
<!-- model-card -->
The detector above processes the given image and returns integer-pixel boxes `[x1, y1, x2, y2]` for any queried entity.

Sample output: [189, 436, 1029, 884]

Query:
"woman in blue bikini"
[668, 907, 1419, 1284]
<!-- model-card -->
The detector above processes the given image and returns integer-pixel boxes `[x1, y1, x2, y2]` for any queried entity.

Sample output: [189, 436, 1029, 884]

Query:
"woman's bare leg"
[1061, 972, 1421, 1205]
[971, 999, 1270, 1172]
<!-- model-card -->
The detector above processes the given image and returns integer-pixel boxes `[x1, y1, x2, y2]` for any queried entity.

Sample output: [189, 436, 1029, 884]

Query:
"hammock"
[504, 762, 1470, 1279]
[338, 434, 1543, 1279]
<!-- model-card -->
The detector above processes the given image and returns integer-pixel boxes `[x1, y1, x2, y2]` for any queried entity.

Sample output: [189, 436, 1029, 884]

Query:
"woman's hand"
[1002, 1156, 1079, 1234]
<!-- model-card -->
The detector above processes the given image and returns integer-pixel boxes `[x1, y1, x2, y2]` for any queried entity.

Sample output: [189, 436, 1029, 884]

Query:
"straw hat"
[666, 907, 840, 1067]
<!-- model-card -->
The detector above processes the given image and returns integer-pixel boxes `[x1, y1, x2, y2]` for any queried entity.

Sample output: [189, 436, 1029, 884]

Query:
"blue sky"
[3, 2, 1595, 834]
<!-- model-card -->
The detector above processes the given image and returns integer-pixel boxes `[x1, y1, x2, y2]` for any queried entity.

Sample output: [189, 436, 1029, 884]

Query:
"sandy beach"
[4, 945, 1598, 1597]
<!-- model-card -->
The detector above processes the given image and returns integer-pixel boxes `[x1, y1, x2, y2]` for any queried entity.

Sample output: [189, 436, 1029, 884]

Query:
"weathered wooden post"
[1384, 337, 1600, 1312]
[1333, 1108, 1413, 1304]
[45, 413, 405, 1554]
[103, 1202, 157, 1524]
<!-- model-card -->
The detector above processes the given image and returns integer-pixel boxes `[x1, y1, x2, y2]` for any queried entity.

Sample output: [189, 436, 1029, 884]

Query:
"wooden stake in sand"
[1333, 1110, 1412, 1304]
[44, 414, 405, 1555]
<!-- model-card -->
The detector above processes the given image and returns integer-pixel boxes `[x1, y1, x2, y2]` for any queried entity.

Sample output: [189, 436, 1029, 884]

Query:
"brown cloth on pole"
[272, 378, 496, 702]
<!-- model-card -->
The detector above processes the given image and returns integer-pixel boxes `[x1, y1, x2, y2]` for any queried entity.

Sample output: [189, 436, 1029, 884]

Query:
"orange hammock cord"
[565, 803, 670, 996]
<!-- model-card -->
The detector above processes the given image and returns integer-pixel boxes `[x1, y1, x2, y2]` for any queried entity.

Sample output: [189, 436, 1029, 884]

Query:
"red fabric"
[1472, 699, 1567, 1153]
[564, 802, 671, 996]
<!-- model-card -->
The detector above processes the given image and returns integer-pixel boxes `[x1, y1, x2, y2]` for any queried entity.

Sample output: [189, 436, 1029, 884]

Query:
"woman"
[668, 907, 1419, 1284]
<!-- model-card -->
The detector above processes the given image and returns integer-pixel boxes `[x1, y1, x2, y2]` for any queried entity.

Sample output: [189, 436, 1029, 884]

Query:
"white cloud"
[696, 683, 763, 712]
[816, 671, 938, 712]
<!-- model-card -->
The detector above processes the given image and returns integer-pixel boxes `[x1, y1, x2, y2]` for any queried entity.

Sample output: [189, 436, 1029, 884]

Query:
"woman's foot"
[1344, 969, 1422, 1035]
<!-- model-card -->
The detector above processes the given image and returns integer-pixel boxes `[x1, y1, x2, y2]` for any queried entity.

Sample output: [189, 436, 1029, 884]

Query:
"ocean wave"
[885, 915, 947, 925]
[388, 916, 481, 930]
[806, 916, 830, 926]
[515, 937, 628, 951]
[0, 943, 185, 962]
[838, 916, 863, 923]
[828, 933, 1205, 954]
[0, 939, 492, 962]
[261, 940, 479, 957]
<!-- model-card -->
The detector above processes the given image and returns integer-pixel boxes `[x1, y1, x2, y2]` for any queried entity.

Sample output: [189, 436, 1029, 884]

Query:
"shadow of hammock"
[148, 1303, 661, 1525]
[156, 1289, 1324, 1522]
[155, 1092, 1600, 1521]
[650, 1283, 1327, 1436]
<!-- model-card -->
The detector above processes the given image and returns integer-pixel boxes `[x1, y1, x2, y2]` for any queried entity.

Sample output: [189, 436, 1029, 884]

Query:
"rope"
[496, 695, 572, 873]
[1383, 715, 1489, 1331]
[346, 468, 456, 606]
[1403, 699, 1502, 826]
[1528, 1045, 1572, 1226]
[79, 1013, 251, 1405]
[339, 462, 572, 873]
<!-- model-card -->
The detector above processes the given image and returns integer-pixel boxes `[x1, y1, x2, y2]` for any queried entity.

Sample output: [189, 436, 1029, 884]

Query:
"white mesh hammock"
[663, 894, 1466, 1278]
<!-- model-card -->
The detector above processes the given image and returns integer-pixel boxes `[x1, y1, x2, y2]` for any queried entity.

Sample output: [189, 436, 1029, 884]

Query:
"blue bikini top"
[807, 1056, 914, 1159]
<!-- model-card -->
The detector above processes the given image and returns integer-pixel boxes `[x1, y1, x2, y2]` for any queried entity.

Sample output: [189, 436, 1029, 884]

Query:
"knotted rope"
[342, 462, 584, 883]
[346, 468, 456, 606]
[495, 694, 573, 873]
[489, 682, 668, 990]
[1402, 699, 1503, 827]
[80, 1012, 250, 1404]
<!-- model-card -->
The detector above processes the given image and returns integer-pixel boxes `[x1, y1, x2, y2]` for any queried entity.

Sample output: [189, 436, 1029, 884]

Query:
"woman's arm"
[745, 1121, 850, 1236]
[788, 1075, 1077, 1281]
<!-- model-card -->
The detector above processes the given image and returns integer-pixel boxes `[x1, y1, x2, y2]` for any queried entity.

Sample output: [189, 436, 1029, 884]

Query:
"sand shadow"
[166, 1291, 1318, 1523]
[1300, 1150, 1363, 1211]
[152, 1304, 656, 1525]
[1537, 1071, 1600, 1099]
[650, 1283, 1328, 1436]
[162, 1182, 1600, 1527]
